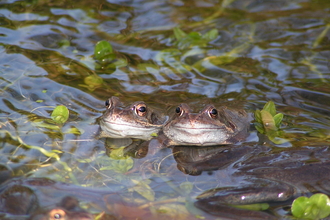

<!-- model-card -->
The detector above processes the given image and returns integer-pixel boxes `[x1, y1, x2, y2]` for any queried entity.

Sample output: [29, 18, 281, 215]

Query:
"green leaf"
[254, 110, 261, 124]
[33, 120, 61, 130]
[291, 194, 330, 219]
[80, 75, 103, 91]
[100, 157, 134, 173]
[100, 147, 134, 173]
[173, 27, 187, 40]
[94, 40, 113, 60]
[263, 101, 276, 116]
[254, 122, 265, 134]
[106, 58, 128, 69]
[273, 113, 283, 128]
[51, 105, 69, 124]
[64, 127, 82, 135]
[260, 110, 277, 132]
[203, 29, 218, 41]
[291, 196, 309, 218]
[232, 203, 269, 211]
[187, 31, 202, 40]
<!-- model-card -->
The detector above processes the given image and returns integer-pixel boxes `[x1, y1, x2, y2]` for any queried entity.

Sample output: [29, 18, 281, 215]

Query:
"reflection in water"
[104, 137, 149, 159]
[172, 145, 250, 175]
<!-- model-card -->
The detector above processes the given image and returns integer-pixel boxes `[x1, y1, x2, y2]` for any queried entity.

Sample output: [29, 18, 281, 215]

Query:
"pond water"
[1, 0, 330, 219]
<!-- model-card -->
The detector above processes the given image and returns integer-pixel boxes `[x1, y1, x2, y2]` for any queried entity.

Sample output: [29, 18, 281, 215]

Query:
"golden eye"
[135, 104, 147, 117]
[209, 108, 218, 118]
[49, 209, 66, 220]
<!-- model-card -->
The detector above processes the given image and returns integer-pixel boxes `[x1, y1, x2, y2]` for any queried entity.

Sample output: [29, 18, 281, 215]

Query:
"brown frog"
[99, 96, 168, 140]
[163, 103, 250, 146]
[194, 147, 330, 219]
[30, 196, 93, 220]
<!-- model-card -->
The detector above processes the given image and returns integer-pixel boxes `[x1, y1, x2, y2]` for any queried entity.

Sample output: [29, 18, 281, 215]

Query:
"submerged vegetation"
[254, 101, 287, 144]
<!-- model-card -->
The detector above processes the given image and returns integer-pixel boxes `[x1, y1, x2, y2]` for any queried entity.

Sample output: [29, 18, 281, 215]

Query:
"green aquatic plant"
[254, 101, 287, 144]
[255, 101, 283, 133]
[51, 105, 69, 125]
[291, 193, 330, 219]
[93, 40, 127, 70]
[94, 40, 114, 62]
[100, 147, 134, 173]
[172, 27, 218, 49]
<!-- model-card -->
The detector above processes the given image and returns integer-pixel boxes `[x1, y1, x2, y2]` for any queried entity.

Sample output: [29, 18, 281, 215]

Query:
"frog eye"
[135, 104, 147, 117]
[175, 106, 184, 116]
[105, 99, 110, 108]
[209, 108, 218, 118]
[49, 209, 66, 220]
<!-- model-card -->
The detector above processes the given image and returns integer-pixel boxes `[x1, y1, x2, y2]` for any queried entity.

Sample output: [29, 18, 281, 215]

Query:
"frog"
[193, 147, 330, 219]
[163, 102, 250, 146]
[30, 196, 93, 220]
[99, 96, 168, 140]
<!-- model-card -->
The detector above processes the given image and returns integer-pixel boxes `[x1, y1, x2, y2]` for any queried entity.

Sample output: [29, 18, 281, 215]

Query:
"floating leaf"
[260, 110, 277, 132]
[254, 101, 287, 144]
[51, 105, 69, 124]
[263, 101, 276, 117]
[291, 194, 330, 219]
[172, 27, 218, 49]
[273, 113, 283, 128]
[94, 40, 113, 61]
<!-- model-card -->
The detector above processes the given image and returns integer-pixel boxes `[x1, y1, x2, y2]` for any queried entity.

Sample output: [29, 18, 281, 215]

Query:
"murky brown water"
[1, 0, 330, 219]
